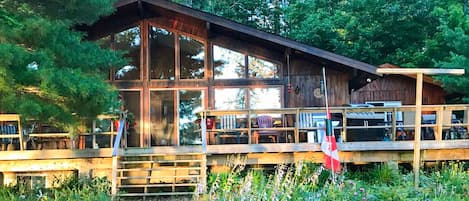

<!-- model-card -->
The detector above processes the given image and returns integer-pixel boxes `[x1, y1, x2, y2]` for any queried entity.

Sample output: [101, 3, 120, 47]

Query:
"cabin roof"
[81, 0, 378, 76]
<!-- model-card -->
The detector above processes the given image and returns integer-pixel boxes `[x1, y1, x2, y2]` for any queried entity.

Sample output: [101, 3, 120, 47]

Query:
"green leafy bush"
[201, 160, 469, 201]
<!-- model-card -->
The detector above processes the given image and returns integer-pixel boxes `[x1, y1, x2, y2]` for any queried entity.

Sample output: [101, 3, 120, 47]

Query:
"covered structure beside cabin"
[351, 63, 446, 105]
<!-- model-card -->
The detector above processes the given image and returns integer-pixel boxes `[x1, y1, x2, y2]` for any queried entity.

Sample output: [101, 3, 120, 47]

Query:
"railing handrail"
[201, 104, 469, 143]
[111, 112, 127, 198]
[112, 113, 127, 157]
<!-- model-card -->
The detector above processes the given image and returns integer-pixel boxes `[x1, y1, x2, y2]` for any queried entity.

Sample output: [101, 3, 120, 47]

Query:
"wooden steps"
[115, 153, 206, 199]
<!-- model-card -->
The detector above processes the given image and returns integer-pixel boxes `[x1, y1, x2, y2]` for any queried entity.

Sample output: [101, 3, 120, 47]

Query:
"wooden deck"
[1, 140, 468, 165]
[1, 105, 469, 197]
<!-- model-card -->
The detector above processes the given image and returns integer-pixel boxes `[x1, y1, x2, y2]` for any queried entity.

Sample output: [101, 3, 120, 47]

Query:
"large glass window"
[214, 87, 281, 110]
[248, 56, 279, 79]
[249, 87, 282, 109]
[179, 90, 204, 145]
[213, 45, 280, 79]
[114, 27, 141, 80]
[179, 35, 205, 79]
[149, 26, 175, 80]
[120, 91, 141, 147]
[150, 91, 175, 146]
[214, 88, 246, 110]
[213, 45, 245, 79]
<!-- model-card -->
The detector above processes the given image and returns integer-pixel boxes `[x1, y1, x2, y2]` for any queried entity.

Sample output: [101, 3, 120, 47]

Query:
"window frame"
[211, 43, 282, 80]
[148, 22, 207, 81]
[213, 85, 284, 110]
[112, 24, 143, 82]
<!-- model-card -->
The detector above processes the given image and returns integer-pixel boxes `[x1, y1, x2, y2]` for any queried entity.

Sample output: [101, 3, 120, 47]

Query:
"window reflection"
[212, 44, 280, 80]
[149, 26, 175, 80]
[213, 45, 245, 79]
[214, 87, 281, 110]
[120, 91, 141, 147]
[249, 88, 281, 109]
[248, 56, 279, 79]
[114, 27, 141, 80]
[179, 35, 204, 79]
[150, 91, 175, 146]
[179, 90, 203, 145]
[214, 88, 246, 110]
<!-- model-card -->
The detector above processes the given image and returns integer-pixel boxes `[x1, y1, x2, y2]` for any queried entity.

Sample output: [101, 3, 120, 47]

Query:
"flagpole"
[322, 67, 336, 183]
[322, 67, 331, 119]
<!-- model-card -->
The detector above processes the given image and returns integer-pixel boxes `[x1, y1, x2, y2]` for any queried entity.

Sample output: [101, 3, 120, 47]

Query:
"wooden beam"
[0, 149, 113, 161]
[377, 68, 464, 75]
[0, 158, 112, 172]
[0, 114, 20, 121]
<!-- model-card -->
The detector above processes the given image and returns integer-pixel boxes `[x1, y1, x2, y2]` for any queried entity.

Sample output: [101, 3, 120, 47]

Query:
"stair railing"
[111, 112, 127, 198]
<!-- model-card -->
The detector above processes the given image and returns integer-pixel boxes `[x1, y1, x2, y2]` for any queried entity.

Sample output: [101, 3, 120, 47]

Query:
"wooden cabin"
[0, 0, 468, 199]
[78, 0, 378, 148]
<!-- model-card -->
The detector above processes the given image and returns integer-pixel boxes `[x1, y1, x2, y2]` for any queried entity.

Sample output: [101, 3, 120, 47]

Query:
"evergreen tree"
[0, 0, 126, 128]
[431, 1, 469, 100]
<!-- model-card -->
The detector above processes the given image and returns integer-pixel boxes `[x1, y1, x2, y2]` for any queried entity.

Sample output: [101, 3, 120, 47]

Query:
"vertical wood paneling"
[351, 75, 445, 105]
[287, 59, 350, 107]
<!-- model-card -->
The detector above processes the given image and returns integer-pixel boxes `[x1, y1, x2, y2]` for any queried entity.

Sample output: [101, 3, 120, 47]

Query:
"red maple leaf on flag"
[320, 125, 341, 172]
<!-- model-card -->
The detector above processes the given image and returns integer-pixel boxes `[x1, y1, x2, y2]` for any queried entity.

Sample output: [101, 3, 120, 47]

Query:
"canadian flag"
[320, 119, 341, 172]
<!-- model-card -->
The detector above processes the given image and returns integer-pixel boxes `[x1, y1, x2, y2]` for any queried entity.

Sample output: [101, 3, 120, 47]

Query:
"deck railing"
[200, 104, 469, 145]
[2, 104, 468, 151]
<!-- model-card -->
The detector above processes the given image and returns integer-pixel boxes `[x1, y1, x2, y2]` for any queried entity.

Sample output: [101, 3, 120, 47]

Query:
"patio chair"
[299, 112, 340, 143]
[0, 114, 25, 150]
[217, 115, 242, 144]
[254, 115, 280, 143]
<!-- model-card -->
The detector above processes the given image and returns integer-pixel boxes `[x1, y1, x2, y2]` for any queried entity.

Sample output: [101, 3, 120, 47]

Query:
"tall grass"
[201, 159, 469, 201]
[0, 176, 111, 201]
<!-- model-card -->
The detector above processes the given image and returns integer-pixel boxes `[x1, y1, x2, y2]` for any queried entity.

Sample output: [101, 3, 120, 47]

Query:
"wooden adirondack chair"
[254, 115, 279, 143]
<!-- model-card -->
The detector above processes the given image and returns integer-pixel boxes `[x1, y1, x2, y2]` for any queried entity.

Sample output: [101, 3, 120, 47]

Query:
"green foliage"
[0, 176, 111, 201]
[174, 0, 288, 34]
[0, 0, 126, 127]
[432, 2, 469, 100]
[202, 161, 469, 200]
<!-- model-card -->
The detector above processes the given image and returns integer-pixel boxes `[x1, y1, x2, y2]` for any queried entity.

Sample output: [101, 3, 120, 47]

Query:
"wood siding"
[287, 58, 350, 107]
[351, 75, 445, 105]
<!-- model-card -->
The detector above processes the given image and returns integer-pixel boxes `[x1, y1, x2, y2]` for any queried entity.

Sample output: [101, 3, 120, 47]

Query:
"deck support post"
[413, 73, 423, 188]
[111, 156, 118, 199]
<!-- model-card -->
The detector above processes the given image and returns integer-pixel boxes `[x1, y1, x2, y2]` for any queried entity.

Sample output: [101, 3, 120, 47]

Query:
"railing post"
[342, 108, 347, 142]
[392, 107, 397, 141]
[17, 116, 24, 151]
[464, 106, 469, 139]
[436, 106, 444, 141]
[200, 112, 207, 194]
[111, 113, 126, 199]
[248, 110, 252, 144]
[111, 156, 118, 199]
[295, 109, 300, 143]
[201, 112, 207, 153]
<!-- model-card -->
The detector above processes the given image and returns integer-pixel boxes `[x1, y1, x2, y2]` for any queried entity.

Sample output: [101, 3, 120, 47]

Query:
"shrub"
[0, 176, 111, 201]
[201, 160, 469, 201]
